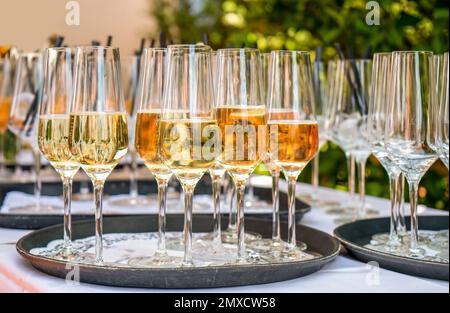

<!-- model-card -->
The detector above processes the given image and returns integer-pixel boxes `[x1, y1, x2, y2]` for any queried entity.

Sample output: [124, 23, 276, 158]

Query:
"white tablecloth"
[0, 183, 448, 293]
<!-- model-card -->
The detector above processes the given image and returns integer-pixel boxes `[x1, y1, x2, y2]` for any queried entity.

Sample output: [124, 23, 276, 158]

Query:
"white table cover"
[0, 183, 448, 293]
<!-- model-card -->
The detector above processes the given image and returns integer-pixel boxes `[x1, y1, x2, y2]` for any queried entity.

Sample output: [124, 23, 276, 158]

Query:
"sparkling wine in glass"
[38, 47, 80, 258]
[159, 44, 217, 266]
[267, 50, 318, 259]
[69, 46, 128, 264]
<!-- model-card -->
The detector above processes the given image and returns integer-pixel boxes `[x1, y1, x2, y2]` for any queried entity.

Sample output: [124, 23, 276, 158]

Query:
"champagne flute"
[38, 47, 80, 258]
[267, 50, 318, 259]
[366, 52, 404, 250]
[0, 56, 15, 178]
[326, 59, 376, 222]
[215, 48, 265, 262]
[433, 53, 449, 169]
[324, 59, 358, 215]
[159, 44, 217, 266]
[109, 55, 152, 207]
[385, 51, 438, 259]
[129, 48, 178, 266]
[8, 52, 61, 213]
[69, 46, 128, 264]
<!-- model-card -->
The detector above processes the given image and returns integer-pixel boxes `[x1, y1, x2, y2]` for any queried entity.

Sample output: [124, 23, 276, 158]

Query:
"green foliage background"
[150, 0, 449, 210]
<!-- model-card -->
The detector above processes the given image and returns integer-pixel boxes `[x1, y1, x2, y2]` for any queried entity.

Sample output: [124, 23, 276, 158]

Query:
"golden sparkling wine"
[69, 112, 128, 179]
[159, 118, 218, 186]
[265, 109, 299, 173]
[134, 110, 171, 180]
[215, 105, 266, 179]
[268, 120, 318, 177]
[38, 115, 79, 176]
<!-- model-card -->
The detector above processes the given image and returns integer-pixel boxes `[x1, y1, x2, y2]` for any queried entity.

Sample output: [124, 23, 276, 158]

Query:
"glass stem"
[93, 180, 105, 263]
[32, 149, 41, 210]
[227, 175, 237, 231]
[271, 170, 280, 241]
[129, 151, 138, 199]
[345, 152, 355, 200]
[182, 185, 194, 266]
[311, 154, 319, 197]
[357, 158, 367, 217]
[396, 174, 406, 234]
[212, 175, 222, 245]
[62, 177, 73, 251]
[287, 176, 298, 248]
[156, 179, 168, 254]
[407, 179, 421, 256]
[388, 173, 399, 244]
[235, 180, 246, 261]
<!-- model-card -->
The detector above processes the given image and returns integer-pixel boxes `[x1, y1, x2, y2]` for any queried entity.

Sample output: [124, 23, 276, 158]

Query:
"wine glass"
[159, 44, 217, 266]
[385, 51, 438, 259]
[261, 51, 283, 245]
[8, 52, 61, 213]
[128, 47, 179, 266]
[109, 55, 152, 207]
[266, 50, 318, 259]
[433, 53, 449, 169]
[326, 58, 376, 222]
[215, 48, 266, 262]
[69, 46, 128, 264]
[38, 47, 80, 258]
[0, 56, 15, 178]
[324, 59, 358, 215]
[366, 52, 404, 250]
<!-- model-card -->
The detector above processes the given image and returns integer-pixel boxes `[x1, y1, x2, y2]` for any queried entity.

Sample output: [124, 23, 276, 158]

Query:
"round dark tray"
[17, 215, 339, 289]
[334, 215, 449, 281]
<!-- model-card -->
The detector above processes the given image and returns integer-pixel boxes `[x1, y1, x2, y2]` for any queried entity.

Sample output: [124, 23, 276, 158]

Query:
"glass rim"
[270, 50, 310, 55]
[74, 45, 120, 51]
[167, 44, 211, 51]
[45, 47, 73, 52]
[392, 50, 433, 55]
[216, 48, 260, 54]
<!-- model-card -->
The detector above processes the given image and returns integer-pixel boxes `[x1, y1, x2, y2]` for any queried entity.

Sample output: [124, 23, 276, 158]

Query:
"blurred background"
[0, 0, 448, 210]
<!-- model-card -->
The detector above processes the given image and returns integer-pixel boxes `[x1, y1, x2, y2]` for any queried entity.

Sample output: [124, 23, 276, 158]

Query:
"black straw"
[159, 32, 166, 48]
[106, 35, 113, 47]
[202, 33, 209, 45]
[91, 40, 100, 46]
[362, 45, 372, 59]
[149, 38, 155, 48]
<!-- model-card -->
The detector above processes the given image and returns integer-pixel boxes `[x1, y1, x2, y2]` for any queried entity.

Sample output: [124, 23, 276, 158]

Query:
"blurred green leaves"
[150, 0, 449, 210]
[151, 0, 448, 58]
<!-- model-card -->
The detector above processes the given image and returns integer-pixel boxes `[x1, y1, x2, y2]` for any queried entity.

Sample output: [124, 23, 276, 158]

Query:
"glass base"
[221, 229, 262, 244]
[108, 195, 154, 207]
[128, 252, 180, 267]
[248, 238, 288, 253]
[8, 204, 62, 214]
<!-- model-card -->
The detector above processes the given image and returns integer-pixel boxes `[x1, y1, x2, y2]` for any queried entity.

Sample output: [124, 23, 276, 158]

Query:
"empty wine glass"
[326, 59, 376, 222]
[324, 59, 358, 215]
[366, 52, 404, 250]
[385, 51, 438, 259]
[8, 52, 61, 213]
[69, 46, 128, 264]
